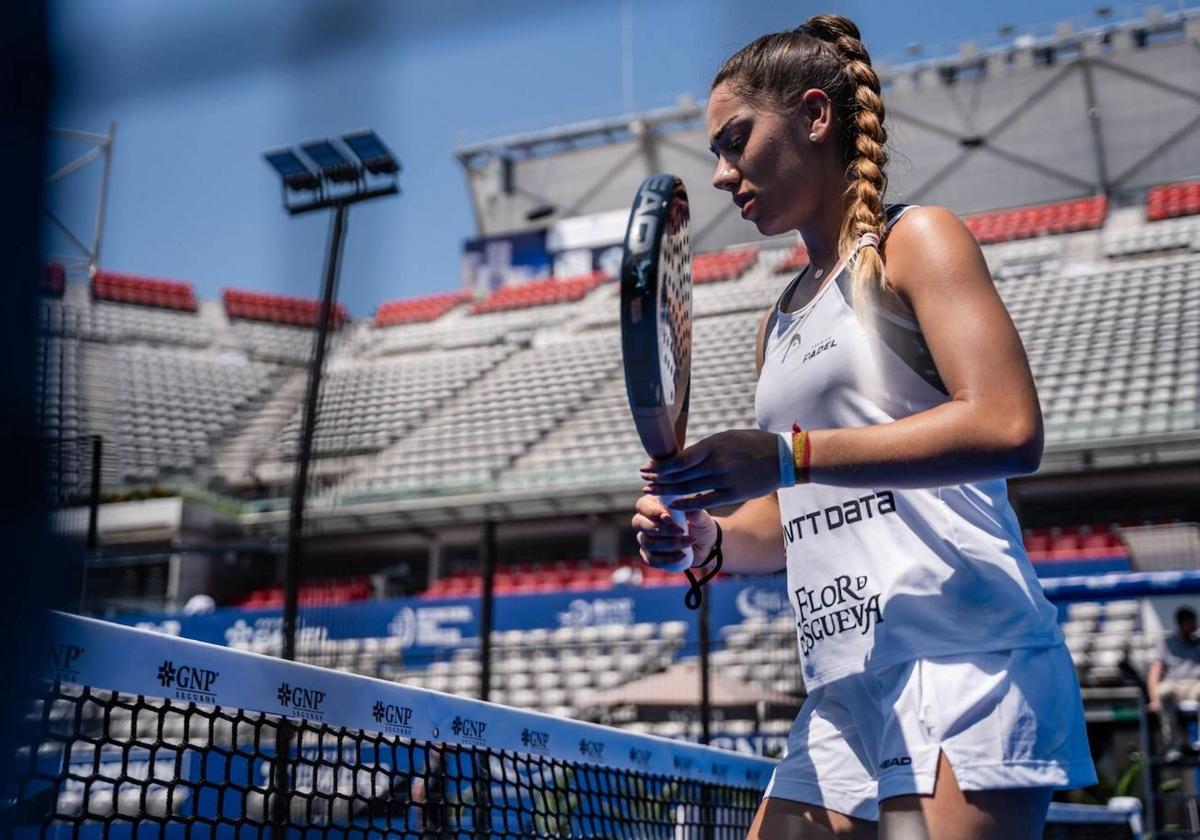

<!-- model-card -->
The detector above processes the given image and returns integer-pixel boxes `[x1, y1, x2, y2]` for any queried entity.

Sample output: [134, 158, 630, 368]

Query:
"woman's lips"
[740, 196, 756, 220]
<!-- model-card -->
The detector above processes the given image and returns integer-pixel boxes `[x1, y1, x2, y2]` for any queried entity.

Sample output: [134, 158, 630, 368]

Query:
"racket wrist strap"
[684, 521, 723, 611]
[791, 423, 813, 485]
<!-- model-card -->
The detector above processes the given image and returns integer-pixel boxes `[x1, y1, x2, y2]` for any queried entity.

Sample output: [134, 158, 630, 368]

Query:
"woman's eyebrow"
[708, 116, 737, 155]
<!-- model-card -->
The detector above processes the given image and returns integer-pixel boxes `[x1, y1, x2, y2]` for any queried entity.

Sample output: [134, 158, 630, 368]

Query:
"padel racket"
[620, 173, 693, 573]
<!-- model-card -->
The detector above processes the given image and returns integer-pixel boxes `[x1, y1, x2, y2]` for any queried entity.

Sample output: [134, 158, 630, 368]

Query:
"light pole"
[263, 130, 400, 665]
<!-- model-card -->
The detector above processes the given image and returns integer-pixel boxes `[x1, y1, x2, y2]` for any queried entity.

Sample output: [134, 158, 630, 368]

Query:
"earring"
[809, 133, 817, 141]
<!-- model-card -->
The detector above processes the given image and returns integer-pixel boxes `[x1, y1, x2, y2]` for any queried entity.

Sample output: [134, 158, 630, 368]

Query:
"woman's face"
[706, 82, 825, 237]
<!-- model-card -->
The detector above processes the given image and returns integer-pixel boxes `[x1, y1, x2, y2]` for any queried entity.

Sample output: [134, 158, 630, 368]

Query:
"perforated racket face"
[620, 174, 692, 459]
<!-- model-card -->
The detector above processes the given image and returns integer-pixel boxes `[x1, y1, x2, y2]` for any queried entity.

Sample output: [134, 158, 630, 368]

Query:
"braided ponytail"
[713, 14, 892, 317]
[803, 15, 889, 315]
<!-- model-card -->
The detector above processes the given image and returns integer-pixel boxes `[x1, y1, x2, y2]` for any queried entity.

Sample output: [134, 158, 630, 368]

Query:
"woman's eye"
[728, 136, 745, 153]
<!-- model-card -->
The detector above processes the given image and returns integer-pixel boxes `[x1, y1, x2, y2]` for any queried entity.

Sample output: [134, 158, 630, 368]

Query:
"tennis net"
[4, 612, 1144, 839]
[6, 612, 770, 838]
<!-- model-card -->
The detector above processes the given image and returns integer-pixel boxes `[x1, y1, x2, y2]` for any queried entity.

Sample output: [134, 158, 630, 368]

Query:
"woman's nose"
[712, 157, 738, 192]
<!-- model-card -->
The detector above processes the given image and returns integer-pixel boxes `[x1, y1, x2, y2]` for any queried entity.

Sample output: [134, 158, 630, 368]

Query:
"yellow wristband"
[791, 423, 812, 485]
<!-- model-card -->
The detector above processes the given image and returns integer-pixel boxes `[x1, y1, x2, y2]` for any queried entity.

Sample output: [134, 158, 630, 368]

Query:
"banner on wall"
[117, 577, 796, 654]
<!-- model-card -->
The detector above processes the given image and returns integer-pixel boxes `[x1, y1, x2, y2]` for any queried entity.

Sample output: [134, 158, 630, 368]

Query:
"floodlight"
[299, 140, 359, 183]
[264, 149, 321, 191]
[341, 130, 400, 175]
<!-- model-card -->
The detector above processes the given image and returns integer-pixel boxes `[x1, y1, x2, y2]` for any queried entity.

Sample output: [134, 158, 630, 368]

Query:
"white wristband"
[777, 431, 796, 488]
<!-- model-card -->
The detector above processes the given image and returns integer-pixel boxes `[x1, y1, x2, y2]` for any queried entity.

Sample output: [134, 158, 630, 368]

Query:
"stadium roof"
[457, 8, 1200, 250]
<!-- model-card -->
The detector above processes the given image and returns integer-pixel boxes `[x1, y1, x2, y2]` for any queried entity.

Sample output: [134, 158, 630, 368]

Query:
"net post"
[85, 434, 101, 554]
[270, 718, 296, 829]
[81, 434, 102, 611]
[479, 519, 496, 702]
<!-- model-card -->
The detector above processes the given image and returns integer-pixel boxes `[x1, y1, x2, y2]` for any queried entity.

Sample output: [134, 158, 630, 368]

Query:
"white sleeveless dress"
[755, 205, 1095, 817]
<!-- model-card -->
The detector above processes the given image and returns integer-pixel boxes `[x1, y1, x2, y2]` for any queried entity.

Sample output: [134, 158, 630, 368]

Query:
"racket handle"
[651, 495, 694, 573]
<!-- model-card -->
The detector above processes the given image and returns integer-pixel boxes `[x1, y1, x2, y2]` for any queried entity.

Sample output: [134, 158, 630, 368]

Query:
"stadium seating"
[469, 271, 607, 314]
[692, 248, 759, 284]
[272, 345, 509, 460]
[981, 238, 1065, 278]
[101, 345, 281, 482]
[223, 288, 348, 328]
[1002, 253, 1200, 441]
[230, 320, 320, 365]
[964, 195, 1108, 244]
[1104, 215, 1200, 258]
[91, 269, 198, 312]
[41, 262, 66, 297]
[36, 189, 1200, 504]
[238, 579, 371, 609]
[39, 295, 213, 347]
[338, 331, 620, 498]
[1061, 599, 1151, 687]
[422, 557, 685, 599]
[502, 310, 761, 492]
[374, 291, 469, 326]
[1147, 179, 1200, 221]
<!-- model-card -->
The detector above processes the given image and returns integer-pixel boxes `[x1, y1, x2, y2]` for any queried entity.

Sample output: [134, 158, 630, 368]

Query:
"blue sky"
[46, 0, 1169, 317]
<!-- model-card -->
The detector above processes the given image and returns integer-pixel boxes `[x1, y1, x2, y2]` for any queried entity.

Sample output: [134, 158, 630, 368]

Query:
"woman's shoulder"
[884, 204, 970, 239]
[883, 205, 985, 290]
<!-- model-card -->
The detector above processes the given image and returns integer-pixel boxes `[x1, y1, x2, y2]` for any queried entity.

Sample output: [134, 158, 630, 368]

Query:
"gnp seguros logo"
[372, 700, 414, 736]
[156, 659, 219, 704]
[276, 682, 327, 721]
[47, 642, 84, 682]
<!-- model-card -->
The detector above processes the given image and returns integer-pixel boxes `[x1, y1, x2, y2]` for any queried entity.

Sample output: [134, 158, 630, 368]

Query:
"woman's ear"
[801, 88, 833, 142]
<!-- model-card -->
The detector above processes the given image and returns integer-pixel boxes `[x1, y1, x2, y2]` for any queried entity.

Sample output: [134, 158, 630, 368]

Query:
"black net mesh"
[5, 683, 761, 838]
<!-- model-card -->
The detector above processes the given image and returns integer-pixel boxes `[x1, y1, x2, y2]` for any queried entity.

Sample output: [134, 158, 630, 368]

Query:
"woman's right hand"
[631, 495, 718, 569]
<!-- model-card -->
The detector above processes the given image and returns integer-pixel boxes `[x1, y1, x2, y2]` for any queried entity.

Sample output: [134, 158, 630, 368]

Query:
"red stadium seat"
[470, 271, 607, 314]
[964, 196, 1108, 244]
[375, 291, 469, 326]
[223, 287, 348, 328]
[1146, 180, 1200, 221]
[692, 248, 759, 284]
[39, 267, 66, 300]
[91, 269, 199, 312]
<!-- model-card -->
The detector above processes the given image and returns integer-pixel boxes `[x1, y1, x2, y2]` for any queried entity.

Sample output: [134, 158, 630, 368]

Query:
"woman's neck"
[796, 191, 851, 276]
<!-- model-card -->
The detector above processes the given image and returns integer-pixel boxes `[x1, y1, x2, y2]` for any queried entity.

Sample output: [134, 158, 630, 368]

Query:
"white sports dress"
[755, 205, 1095, 818]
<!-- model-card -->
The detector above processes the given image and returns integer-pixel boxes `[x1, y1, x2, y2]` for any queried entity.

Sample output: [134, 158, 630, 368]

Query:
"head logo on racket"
[620, 174, 691, 460]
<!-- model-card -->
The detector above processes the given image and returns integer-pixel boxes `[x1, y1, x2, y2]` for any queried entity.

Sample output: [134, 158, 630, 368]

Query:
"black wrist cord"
[684, 521, 723, 611]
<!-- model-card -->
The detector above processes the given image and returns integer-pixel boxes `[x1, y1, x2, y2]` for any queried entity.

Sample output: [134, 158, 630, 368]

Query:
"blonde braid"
[804, 15, 890, 315]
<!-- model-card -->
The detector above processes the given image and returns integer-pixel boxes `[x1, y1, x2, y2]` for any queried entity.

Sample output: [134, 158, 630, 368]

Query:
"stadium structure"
[34, 6, 1200, 833]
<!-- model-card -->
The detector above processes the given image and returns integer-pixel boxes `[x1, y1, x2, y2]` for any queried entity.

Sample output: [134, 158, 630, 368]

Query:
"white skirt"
[764, 643, 1097, 821]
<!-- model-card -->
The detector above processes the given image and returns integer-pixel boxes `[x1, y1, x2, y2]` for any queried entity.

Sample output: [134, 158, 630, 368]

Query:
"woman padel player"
[632, 15, 1095, 839]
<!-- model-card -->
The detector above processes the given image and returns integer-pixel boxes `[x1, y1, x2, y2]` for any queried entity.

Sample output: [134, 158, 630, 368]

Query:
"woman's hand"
[631, 495, 719, 568]
[640, 429, 782, 510]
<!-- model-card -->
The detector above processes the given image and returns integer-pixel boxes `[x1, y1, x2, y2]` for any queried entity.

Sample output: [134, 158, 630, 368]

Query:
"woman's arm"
[646, 206, 1044, 506]
[804, 205, 1043, 487]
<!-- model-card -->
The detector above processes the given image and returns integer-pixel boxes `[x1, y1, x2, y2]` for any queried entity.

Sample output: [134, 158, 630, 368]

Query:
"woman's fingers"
[644, 475, 727, 497]
[667, 489, 740, 511]
[640, 442, 713, 480]
[634, 494, 682, 522]
[637, 531, 694, 550]
[631, 511, 683, 534]
[633, 494, 695, 566]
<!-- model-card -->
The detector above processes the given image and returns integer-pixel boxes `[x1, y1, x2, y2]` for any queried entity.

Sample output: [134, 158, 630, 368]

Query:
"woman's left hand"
[641, 429, 783, 510]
